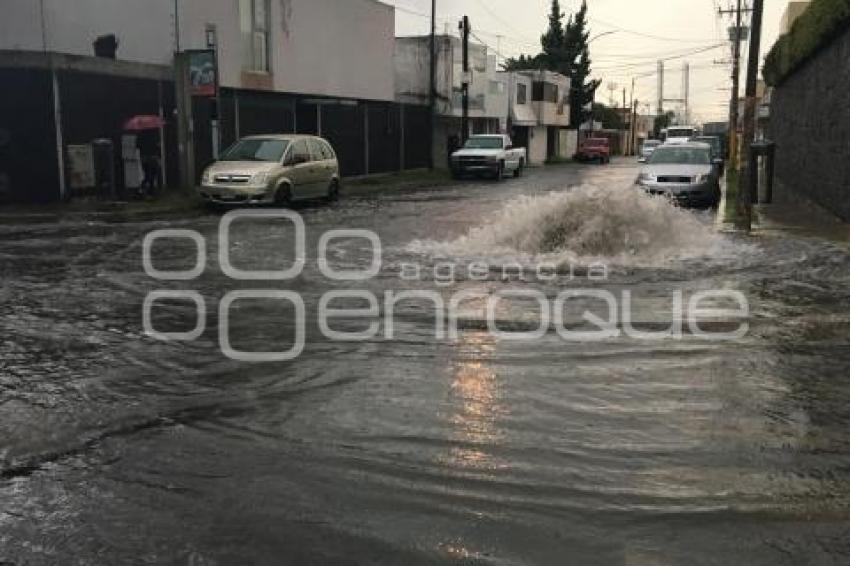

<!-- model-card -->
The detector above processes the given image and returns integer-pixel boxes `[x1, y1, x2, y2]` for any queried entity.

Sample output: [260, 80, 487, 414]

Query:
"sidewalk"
[0, 191, 203, 225]
[0, 161, 583, 224]
[720, 169, 850, 242]
[755, 193, 850, 242]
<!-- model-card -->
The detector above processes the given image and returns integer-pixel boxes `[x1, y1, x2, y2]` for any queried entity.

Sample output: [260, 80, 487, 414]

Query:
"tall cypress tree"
[564, 1, 600, 128]
[502, 0, 601, 128]
[540, 0, 568, 74]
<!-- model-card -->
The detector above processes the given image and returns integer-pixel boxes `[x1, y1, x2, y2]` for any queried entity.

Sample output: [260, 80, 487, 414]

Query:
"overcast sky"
[384, 0, 788, 123]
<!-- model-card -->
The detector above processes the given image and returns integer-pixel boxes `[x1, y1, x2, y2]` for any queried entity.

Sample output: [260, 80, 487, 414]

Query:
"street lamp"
[588, 30, 618, 44]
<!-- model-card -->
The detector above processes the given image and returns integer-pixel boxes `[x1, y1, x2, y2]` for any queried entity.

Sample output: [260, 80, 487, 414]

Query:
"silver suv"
[199, 135, 340, 206]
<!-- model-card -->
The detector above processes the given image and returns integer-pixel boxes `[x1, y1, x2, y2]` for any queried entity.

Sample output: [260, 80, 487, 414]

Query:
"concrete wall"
[0, 0, 176, 63]
[270, 0, 395, 101]
[768, 26, 850, 221]
[528, 126, 548, 165]
[1, 0, 395, 101]
[559, 129, 578, 159]
[394, 36, 453, 109]
[395, 36, 508, 122]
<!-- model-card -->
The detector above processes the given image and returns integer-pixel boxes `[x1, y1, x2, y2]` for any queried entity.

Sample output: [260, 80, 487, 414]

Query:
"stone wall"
[768, 27, 850, 221]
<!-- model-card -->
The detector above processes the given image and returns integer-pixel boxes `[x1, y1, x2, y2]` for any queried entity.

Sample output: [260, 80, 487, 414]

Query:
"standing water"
[2, 170, 850, 565]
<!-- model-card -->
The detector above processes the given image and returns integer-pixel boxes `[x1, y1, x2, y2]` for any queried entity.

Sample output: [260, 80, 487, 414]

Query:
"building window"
[532, 82, 558, 103]
[516, 83, 527, 105]
[240, 0, 270, 72]
[489, 81, 505, 95]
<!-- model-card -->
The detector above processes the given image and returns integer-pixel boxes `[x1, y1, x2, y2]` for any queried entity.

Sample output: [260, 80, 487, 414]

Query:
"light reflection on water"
[445, 332, 505, 470]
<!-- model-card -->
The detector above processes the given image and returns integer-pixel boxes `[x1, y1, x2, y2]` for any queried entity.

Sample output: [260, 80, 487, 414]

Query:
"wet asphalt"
[1, 160, 850, 565]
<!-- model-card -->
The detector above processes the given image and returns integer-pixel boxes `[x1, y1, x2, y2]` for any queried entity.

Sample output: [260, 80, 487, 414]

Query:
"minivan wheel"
[327, 180, 340, 202]
[274, 185, 292, 207]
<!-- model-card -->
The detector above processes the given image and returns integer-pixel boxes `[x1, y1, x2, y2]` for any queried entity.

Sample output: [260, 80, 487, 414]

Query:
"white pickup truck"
[450, 134, 527, 180]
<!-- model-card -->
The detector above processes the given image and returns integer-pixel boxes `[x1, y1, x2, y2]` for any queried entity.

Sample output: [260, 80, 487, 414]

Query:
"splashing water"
[409, 185, 743, 266]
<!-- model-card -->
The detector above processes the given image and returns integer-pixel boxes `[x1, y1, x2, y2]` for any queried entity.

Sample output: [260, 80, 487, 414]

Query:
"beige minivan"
[199, 134, 340, 206]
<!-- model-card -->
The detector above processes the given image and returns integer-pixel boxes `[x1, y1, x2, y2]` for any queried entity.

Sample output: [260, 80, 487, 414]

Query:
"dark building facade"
[0, 51, 431, 204]
[768, 27, 850, 221]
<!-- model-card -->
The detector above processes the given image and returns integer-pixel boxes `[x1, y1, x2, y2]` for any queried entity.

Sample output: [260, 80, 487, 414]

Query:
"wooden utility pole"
[629, 100, 638, 155]
[628, 77, 635, 155]
[460, 16, 470, 144]
[174, 53, 195, 188]
[737, 0, 764, 231]
[622, 87, 627, 156]
[721, 0, 745, 171]
[428, 0, 436, 169]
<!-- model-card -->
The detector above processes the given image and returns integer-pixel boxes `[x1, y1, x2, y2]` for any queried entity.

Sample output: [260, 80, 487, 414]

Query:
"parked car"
[199, 134, 340, 206]
[638, 139, 661, 163]
[635, 142, 721, 208]
[450, 134, 526, 180]
[575, 137, 611, 163]
[692, 135, 725, 174]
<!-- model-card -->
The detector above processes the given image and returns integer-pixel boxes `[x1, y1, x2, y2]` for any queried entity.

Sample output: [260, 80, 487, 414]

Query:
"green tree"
[564, 1, 601, 129]
[653, 111, 676, 138]
[592, 103, 623, 130]
[540, 0, 570, 74]
[500, 0, 600, 128]
[502, 53, 539, 71]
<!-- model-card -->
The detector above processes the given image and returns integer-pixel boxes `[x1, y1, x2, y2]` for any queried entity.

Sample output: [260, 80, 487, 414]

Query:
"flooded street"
[2, 161, 850, 565]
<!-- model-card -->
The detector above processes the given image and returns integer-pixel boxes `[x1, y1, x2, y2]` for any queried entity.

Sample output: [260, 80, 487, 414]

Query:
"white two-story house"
[499, 69, 571, 165]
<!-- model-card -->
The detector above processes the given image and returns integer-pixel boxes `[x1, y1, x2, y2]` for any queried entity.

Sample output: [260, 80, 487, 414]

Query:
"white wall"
[1, 0, 396, 101]
[395, 36, 508, 121]
[559, 129, 578, 159]
[278, 0, 394, 100]
[0, 0, 176, 64]
[394, 36, 452, 107]
[528, 126, 548, 165]
[180, 0, 395, 100]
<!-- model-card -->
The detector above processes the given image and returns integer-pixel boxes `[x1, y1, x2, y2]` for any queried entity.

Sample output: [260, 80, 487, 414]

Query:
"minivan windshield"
[464, 137, 504, 150]
[649, 146, 711, 165]
[220, 138, 289, 162]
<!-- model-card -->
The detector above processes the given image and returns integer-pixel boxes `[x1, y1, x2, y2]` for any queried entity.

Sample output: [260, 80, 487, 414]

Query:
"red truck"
[575, 138, 611, 164]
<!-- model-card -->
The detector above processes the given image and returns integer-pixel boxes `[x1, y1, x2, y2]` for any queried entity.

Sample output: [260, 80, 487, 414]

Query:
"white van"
[664, 126, 697, 145]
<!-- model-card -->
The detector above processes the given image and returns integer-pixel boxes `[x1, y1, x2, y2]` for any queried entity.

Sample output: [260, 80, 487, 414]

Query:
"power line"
[473, 0, 531, 44]
[573, 11, 720, 44]
[592, 43, 726, 71]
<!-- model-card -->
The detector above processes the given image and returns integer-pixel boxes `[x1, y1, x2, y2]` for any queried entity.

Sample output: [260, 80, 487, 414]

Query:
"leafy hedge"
[763, 0, 850, 86]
